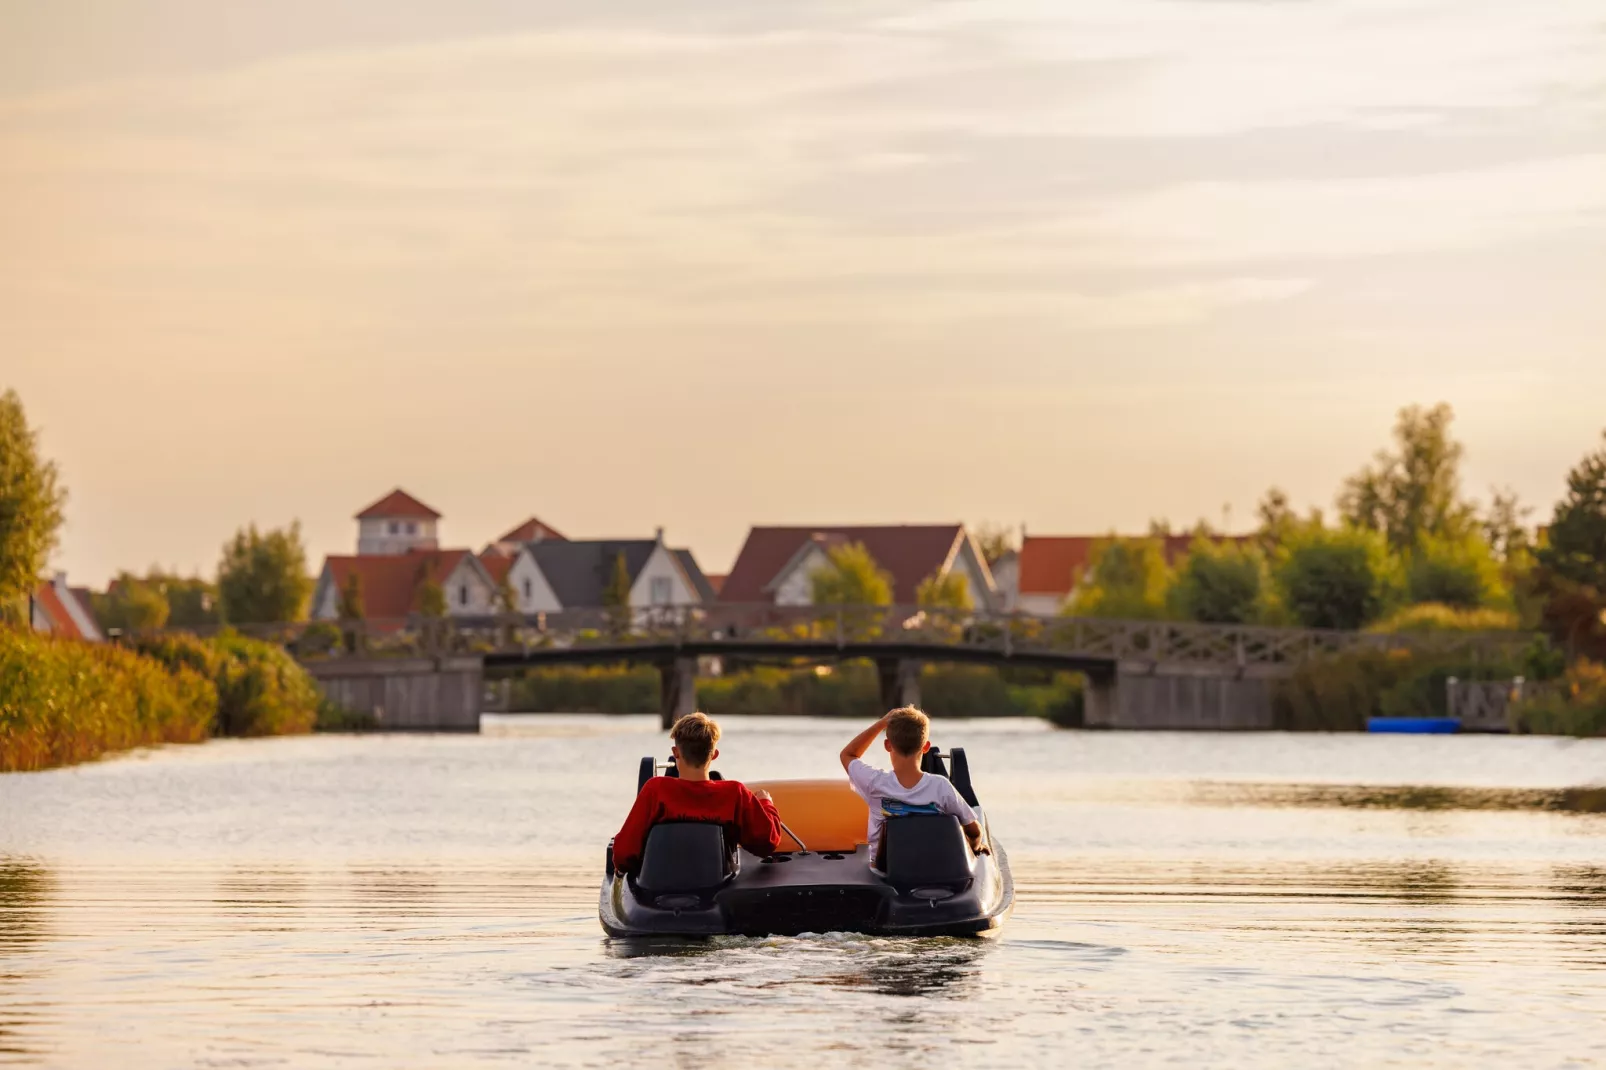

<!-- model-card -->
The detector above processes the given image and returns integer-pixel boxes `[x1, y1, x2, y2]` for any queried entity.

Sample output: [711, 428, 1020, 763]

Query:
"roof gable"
[355, 488, 441, 521]
[720, 525, 967, 604]
[527, 540, 658, 608]
[495, 517, 567, 544]
[322, 549, 478, 618]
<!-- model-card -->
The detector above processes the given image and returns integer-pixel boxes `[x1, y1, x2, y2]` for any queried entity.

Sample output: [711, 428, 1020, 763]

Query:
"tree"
[972, 524, 1015, 566]
[1170, 538, 1267, 624]
[1405, 531, 1506, 610]
[916, 570, 972, 610]
[1255, 487, 1300, 552]
[1483, 487, 1534, 564]
[337, 572, 364, 620]
[1539, 431, 1606, 592]
[0, 390, 67, 622]
[217, 522, 313, 624]
[92, 575, 174, 633]
[415, 579, 447, 618]
[810, 542, 893, 606]
[495, 576, 519, 614]
[1272, 524, 1403, 630]
[602, 551, 633, 609]
[1338, 402, 1476, 554]
[1535, 431, 1606, 659]
[1066, 537, 1172, 620]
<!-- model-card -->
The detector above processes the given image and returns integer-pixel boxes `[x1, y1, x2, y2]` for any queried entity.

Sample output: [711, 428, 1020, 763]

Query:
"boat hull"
[599, 843, 1013, 939]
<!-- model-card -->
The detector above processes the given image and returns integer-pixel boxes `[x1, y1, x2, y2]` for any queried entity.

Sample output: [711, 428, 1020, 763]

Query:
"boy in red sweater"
[612, 712, 782, 874]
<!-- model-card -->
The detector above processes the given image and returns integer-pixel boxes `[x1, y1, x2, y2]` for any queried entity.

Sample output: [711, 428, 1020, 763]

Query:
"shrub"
[0, 630, 215, 772]
[1514, 661, 1606, 737]
[1406, 532, 1507, 610]
[1169, 538, 1268, 624]
[1067, 537, 1172, 619]
[511, 665, 660, 713]
[1274, 648, 1416, 731]
[1273, 525, 1403, 630]
[135, 631, 320, 737]
[1367, 603, 1520, 634]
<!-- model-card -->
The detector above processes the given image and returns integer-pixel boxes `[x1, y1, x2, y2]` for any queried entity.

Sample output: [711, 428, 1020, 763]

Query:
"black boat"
[599, 745, 1012, 938]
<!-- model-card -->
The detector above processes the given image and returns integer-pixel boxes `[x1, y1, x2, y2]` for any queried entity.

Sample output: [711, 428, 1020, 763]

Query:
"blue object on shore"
[1366, 717, 1461, 734]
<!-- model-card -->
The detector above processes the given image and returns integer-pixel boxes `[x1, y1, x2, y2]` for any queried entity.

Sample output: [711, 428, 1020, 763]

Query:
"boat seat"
[879, 813, 975, 889]
[632, 821, 736, 896]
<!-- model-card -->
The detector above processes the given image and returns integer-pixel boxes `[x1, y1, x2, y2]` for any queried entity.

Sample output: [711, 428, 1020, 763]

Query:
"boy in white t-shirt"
[839, 707, 988, 865]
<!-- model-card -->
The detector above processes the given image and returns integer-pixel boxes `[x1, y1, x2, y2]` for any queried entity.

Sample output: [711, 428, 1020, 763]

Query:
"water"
[3, 716, 1605, 1068]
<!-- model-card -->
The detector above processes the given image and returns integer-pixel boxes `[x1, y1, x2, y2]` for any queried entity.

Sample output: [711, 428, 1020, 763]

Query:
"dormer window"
[522, 578, 532, 599]
[459, 585, 469, 606]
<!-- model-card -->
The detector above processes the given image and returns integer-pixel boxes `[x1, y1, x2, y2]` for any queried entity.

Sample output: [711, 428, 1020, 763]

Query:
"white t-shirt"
[846, 759, 977, 855]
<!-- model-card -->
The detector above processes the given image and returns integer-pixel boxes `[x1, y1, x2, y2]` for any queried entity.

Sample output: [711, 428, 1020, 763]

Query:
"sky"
[3, 0, 1605, 586]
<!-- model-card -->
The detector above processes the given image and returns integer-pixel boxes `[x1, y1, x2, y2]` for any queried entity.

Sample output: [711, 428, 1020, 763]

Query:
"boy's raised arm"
[840, 713, 891, 772]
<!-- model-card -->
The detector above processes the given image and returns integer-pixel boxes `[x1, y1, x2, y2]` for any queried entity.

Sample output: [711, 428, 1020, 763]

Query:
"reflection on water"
[2, 720, 1605, 1068]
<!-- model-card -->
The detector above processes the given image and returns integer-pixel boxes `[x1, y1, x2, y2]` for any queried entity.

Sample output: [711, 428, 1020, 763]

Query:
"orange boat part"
[747, 779, 868, 853]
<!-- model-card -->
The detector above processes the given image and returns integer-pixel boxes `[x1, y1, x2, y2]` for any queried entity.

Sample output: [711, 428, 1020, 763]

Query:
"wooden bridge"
[181, 605, 1525, 731]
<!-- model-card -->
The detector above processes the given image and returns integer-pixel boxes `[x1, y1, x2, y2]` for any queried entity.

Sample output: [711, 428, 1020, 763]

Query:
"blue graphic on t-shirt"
[879, 799, 941, 819]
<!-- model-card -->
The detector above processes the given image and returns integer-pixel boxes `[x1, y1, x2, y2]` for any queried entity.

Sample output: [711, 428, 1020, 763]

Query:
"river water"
[2, 716, 1605, 1068]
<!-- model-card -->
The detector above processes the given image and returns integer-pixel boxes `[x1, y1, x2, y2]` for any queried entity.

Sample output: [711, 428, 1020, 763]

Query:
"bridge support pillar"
[659, 657, 698, 730]
[876, 658, 921, 712]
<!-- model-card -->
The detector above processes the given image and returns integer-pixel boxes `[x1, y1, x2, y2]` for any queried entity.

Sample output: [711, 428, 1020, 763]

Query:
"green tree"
[1255, 487, 1299, 551]
[495, 575, 519, 614]
[1170, 538, 1267, 624]
[1535, 431, 1606, 660]
[916, 570, 972, 610]
[0, 390, 67, 622]
[94, 577, 172, 632]
[1540, 431, 1606, 592]
[1338, 402, 1476, 554]
[1273, 524, 1403, 630]
[217, 522, 312, 624]
[602, 551, 633, 609]
[1066, 537, 1172, 619]
[1405, 530, 1507, 610]
[415, 579, 447, 618]
[810, 542, 893, 606]
[337, 572, 364, 620]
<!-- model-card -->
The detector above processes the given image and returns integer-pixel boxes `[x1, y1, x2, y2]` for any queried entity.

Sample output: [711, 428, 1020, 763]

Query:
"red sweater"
[612, 777, 782, 874]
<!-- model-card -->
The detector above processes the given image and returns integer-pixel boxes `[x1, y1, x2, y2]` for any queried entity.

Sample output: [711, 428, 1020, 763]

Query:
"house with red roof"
[720, 525, 997, 610]
[310, 549, 500, 622]
[30, 573, 103, 641]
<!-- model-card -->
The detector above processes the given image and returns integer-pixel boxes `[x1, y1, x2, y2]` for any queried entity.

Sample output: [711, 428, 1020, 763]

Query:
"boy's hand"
[753, 789, 773, 804]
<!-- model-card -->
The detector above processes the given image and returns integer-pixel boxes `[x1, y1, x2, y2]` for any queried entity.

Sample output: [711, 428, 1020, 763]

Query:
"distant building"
[309, 549, 498, 621]
[989, 549, 1019, 612]
[719, 525, 997, 610]
[483, 516, 567, 558]
[355, 488, 442, 555]
[500, 530, 716, 611]
[31, 573, 102, 641]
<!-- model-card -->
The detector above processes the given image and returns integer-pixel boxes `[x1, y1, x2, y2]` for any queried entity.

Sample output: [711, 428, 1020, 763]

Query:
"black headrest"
[634, 822, 733, 894]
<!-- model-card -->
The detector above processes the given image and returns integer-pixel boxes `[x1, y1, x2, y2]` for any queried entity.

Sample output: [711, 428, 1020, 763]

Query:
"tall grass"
[1367, 603, 1521, 634]
[1515, 661, 1606, 737]
[0, 630, 216, 772]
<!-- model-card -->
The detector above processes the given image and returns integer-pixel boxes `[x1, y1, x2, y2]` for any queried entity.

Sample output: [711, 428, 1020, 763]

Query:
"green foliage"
[92, 571, 219, 634]
[292, 621, 344, 658]
[1169, 538, 1267, 624]
[0, 630, 215, 772]
[602, 552, 632, 609]
[508, 661, 1083, 721]
[0, 390, 67, 620]
[1515, 660, 1606, 737]
[1406, 531, 1507, 610]
[337, 572, 364, 620]
[1367, 603, 1519, 634]
[1273, 524, 1402, 630]
[218, 522, 312, 624]
[811, 542, 893, 606]
[1539, 431, 1606, 592]
[313, 694, 378, 732]
[415, 579, 447, 618]
[1067, 537, 1172, 619]
[1275, 646, 1525, 731]
[916, 570, 972, 610]
[1338, 402, 1476, 554]
[495, 576, 518, 614]
[134, 631, 320, 737]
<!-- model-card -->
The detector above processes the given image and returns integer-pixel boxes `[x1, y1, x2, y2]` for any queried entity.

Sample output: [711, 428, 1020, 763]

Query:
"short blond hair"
[885, 707, 929, 757]
[671, 711, 721, 766]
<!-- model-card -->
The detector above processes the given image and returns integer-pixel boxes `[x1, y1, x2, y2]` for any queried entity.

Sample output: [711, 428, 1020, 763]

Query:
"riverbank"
[0, 630, 325, 772]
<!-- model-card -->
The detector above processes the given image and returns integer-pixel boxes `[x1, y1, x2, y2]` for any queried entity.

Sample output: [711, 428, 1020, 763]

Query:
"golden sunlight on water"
[3, 717, 1605, 1068]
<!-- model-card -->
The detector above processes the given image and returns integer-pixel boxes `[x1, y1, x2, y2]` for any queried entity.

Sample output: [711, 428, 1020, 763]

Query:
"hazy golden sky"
[4, 0, 1606, 584]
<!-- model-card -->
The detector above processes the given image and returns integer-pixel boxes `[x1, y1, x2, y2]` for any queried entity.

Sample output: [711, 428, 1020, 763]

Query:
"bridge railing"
[142, 604, 1530, 669]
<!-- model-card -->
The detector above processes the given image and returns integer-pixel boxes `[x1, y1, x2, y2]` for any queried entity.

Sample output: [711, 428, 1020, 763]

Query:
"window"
[387, 521, 399, 535]
[650, 576, 673, 605]
[459, 585, 469, 606]
[522, 578, 532, 599]
[405, 522, 416, 535]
